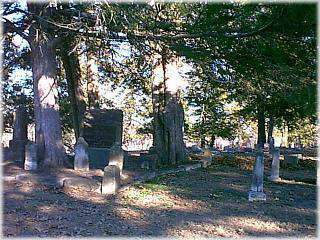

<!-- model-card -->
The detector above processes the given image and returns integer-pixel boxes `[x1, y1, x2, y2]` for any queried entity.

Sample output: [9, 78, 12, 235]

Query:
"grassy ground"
[3, 161, 316, 237]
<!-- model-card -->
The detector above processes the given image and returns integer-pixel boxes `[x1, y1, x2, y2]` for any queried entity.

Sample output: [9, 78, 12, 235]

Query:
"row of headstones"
[74, 137, 124, 195]
[248, 148, 281, 201]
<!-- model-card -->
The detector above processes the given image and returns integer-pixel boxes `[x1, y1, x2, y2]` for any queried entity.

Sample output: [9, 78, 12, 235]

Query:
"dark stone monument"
[82, 109, 123, 148]
[81, 109, 123, 169]
[9, 106, 28, 162]
[284, 153, 300, 167]
[74, 137, 89, 171]
[87, 148, 109, 169]
[101, 165, 120, 195]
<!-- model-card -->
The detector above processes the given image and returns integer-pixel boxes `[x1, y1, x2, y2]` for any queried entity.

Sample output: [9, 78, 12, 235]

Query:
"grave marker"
[108, 142, 124, 174]
[248, 149, 266, 201]
[269, 148, 281, 181]
[74, 137, 89, 171]
[24, 142, 37, 170]
[9, 106, 28, 162]
[101, 165, 120, 195]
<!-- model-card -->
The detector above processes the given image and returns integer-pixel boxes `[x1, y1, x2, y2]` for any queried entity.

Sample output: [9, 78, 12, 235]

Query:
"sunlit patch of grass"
[143, 182, 170, 191]
[211, 188, 246, 201]
[126, 184, 167, 203]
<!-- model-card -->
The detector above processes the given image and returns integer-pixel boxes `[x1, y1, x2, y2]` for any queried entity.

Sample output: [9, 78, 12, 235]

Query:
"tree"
[27, 3, 67, 167]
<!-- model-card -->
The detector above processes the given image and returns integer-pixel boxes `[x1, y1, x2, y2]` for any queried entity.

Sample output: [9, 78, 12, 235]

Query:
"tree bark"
[152, 50, 185, 166]
[28, 3, 67, 167]
[200, 103, 206, 148]
[210, 134, 215, 148]
[257, 108, 266, 147]
[60, 38, 86, 139]
[267, 116, 274, 144]
[267, 116, 274, 152]
[86, 52, 100, 109]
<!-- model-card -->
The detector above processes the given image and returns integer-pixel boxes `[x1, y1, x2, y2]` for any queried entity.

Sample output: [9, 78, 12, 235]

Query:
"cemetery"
[2, 1, 317, 238]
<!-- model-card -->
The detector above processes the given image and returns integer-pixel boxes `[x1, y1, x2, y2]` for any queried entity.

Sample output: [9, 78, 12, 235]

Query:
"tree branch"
[2, 17, 30, 42]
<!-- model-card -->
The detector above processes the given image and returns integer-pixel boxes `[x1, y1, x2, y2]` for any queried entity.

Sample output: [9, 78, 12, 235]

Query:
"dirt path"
[3, 162, 316, 237]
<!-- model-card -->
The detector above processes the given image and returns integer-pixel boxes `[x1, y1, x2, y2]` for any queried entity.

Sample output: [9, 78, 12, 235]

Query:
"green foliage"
[2, 2, 316, 148]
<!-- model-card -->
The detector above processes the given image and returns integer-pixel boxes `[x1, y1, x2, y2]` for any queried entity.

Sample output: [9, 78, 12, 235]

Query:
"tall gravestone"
[81, 109, 123, 169]
[74, 137, 89, 171]
[9, 106, 28, 162]
[269, 148, 281, 181]
[248, 148, 266, 201]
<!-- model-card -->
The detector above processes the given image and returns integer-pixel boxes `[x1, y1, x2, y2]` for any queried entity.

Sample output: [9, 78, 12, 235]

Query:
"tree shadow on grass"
[2, 161, 317, 237]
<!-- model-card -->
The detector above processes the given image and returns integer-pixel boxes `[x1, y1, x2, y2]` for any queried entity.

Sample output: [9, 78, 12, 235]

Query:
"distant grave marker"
[9, 106, 28, 162]
[269, 148, 281, 182]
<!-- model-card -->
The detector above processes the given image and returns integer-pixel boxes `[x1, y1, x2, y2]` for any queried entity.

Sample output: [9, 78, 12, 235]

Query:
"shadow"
[2, 159, 317, 237]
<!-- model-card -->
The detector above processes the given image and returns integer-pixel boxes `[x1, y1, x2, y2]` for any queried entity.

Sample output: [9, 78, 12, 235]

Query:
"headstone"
[74, 137, 89, 171]
[269, 148, 281, 182]
[284, 153, 300, 167]
[11, 106, 28, 142]
[140, 154, 157, 170]
[108, 142, 124, 175]
[24, 142, 37, 171]
[88, 147, 109, 169]
[9, 106, 28, 162]
[82, 109, 123, 148]
[248, 150, 266, 201]
[101, 165, 120, 195]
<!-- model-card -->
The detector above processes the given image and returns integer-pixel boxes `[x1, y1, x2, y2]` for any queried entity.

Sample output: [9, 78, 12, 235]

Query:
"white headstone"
[74, 137, 89, 171]
[248, 150, 266, 201]
[101, 165, 120, 195]
[269, 148, 281, 181]
[24, 142, 37, 170]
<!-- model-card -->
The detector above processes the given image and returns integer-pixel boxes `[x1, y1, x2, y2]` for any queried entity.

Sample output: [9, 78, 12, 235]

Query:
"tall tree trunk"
[200, 103, 206, 148]
[267, 116, 274, 143]
[257, 108, 266, 147]
[210, 134, 215, 148]
[152, 49, 185, 166]
[60, 38, 86, 139]
[86, 52, 100, 109]
[28, 3, 67, 167]
[267, 116, 274, 152]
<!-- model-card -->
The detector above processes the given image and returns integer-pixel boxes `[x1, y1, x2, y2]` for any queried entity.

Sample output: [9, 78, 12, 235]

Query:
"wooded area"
[2, 1, 317, 238]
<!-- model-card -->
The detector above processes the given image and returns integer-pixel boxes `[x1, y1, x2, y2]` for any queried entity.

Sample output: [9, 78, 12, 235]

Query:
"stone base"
[269, 176, 281, 182]
[248, 191, 266, 202]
